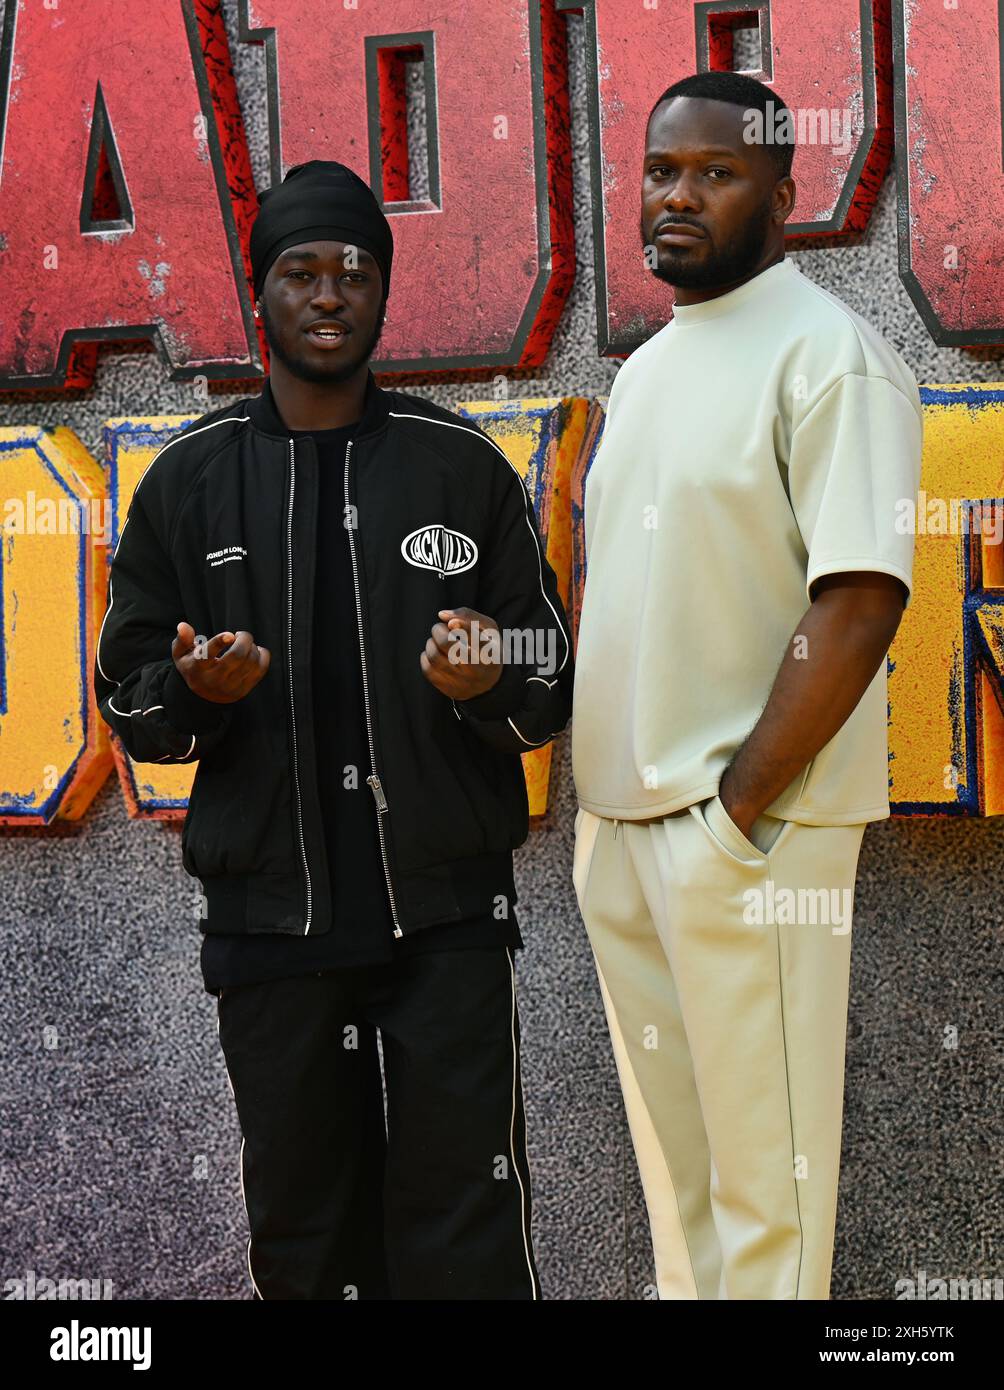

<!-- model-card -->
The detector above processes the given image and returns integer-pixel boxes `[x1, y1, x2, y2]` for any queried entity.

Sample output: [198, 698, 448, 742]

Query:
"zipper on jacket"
[344, 438, 404, 938]
[287, 439, 314, 932]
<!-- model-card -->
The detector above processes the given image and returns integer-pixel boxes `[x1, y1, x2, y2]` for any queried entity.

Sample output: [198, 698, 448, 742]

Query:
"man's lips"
[304, 322, 351, 349]
[655, 224, 706, 244]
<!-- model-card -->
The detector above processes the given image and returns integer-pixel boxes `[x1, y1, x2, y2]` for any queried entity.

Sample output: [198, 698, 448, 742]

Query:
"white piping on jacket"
[387, 412, 571, 675]
[95, 414, 249, 761]
[96, 414, 250, 685]
[505, 716, 551, 748]
[389, 412, 570, 748]
[153, 735, 195, 762]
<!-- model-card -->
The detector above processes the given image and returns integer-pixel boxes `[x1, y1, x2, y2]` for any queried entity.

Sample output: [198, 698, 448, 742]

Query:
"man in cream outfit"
[572, 71, 923, 1300]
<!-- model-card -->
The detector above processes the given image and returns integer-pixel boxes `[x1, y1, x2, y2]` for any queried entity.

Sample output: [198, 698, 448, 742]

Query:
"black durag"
[249, 160, 394, 300]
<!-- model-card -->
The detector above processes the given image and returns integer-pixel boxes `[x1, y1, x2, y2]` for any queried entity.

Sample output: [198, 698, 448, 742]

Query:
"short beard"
[642, 198, 774, 291]
[260, 299, 387, 385]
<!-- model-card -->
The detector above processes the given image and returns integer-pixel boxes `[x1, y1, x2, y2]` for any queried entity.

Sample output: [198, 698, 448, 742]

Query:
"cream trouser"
[573, 794, 866, 1300]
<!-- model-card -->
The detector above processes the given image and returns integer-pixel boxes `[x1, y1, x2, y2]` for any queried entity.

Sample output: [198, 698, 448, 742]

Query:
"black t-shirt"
[199, 420, 522, 995]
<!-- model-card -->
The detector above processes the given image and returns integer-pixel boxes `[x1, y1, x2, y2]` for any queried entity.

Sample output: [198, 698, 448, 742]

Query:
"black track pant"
[215, 947, 541, 1300]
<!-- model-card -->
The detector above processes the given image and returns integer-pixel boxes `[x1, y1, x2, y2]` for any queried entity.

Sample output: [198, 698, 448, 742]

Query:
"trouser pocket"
[695, 793, 793, 866]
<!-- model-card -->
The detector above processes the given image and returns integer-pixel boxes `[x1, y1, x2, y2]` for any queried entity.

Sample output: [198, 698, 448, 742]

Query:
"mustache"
[653, 216, 705, 234]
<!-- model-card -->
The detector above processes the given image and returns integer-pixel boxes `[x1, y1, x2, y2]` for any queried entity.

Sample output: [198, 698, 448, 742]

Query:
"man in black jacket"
[94, 161, 573, 1300]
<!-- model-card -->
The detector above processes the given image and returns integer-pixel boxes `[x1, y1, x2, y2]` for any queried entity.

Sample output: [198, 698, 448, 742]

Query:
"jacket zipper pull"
[367, 774, 388, 812]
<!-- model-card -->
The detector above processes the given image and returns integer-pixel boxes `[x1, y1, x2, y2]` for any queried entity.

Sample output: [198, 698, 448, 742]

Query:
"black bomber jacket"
[94, 371, 574, 939]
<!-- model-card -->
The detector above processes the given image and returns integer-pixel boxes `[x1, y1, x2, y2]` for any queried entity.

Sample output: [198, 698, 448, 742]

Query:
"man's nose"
[310, 276, 349, 305]
[664, 173, 702, 210]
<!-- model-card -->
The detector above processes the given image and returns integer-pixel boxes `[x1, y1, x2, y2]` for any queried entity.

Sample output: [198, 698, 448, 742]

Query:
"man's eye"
[708, 167, 731, 180]
[285, 268, 366, 282]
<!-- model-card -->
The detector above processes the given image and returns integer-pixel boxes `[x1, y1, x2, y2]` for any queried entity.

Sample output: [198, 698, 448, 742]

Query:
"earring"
[253, 304, 261, 318]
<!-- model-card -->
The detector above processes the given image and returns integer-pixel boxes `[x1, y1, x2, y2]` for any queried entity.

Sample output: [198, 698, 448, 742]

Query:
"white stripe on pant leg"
[593, 956, 700, 1300]
[506, 946, 539, 1300]
[217, 997, 264, 1301]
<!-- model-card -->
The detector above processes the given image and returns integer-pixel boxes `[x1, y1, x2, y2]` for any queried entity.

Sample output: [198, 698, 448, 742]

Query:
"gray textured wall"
[1, 3, 1001, 1301]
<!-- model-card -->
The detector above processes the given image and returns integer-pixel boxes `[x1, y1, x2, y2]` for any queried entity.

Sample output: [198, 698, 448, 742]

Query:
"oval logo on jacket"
[400, 524, 479, 577]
